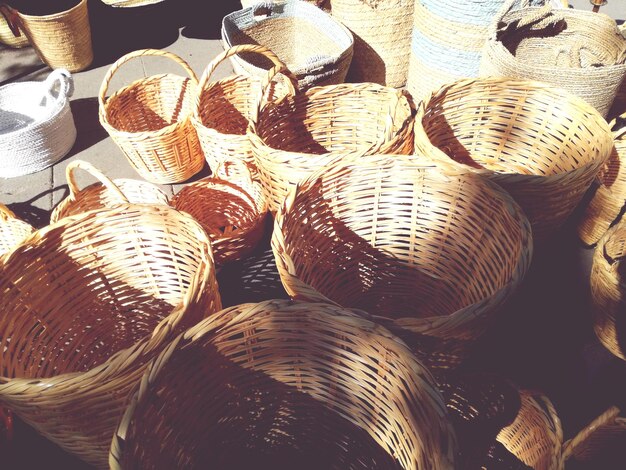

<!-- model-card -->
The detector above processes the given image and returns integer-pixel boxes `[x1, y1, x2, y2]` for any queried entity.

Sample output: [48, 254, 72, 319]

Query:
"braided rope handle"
[65, 160, 129, 203]
[44, 69, 74, 100]
[248, 62, 299, 131]
[98, 49, 198, 110]
[562, 406, 621, 460]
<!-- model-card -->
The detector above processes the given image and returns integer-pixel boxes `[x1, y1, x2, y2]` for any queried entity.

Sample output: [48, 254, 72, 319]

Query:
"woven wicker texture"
[0, 6, 28, 48]
[222, 1, 354, 89]
[241, 0, 327, 6]
[0, 69, 77, 178]
[328, 0, 413, 87]
[109, 299, 458, 470]
[171, 160, 268, 266]
[99, 49, 204, 184]
[192, 44, 286, 174]
[414, 77, 613, 242]
[496, 391, 564, 470]
[0, 204, 33, 256]
[272, 153, 532, 344]
[0, 204, 221, 468]
[249, 66, 415, 213]
[7, 0, 93, 72]
[590, 221, 626, 361]
[480, 6, 626, 118]
[51, 160, 169, 223]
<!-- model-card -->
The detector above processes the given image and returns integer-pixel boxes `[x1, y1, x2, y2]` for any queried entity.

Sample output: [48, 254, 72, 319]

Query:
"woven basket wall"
[0, 204, 33, 257]
[0, 204, 221, 468]
[109, 299, 458, 469]
[0, 9, 28, 48]
[414, 77, 613, 242]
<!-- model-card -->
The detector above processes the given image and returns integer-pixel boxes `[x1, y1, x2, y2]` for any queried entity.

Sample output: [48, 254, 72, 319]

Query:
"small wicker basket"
[414, 77, 614, 242]
[99, 49, 205, 184]
[51, 160, 169, 223]
[0, 204, 34, 256]
[109, 299, 458, 470]
[0, 204, 221, 468]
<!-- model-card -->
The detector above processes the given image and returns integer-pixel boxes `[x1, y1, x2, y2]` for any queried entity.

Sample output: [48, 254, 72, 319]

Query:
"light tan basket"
[414, 77, 614, 242]
[496, 390, 564, 470]
[51, 160, 169, 223]
[109, 299, 458, 470]
[249, 66, 415, 213]
[0, 204, 222, 468]
[0, 204, 33, 256]
[1, 0, 93, 72]
[99, 49, 204, 184]
[171, 160, 268, 266]
[192, 44, 286, 174]
[0, 6, 28, 48]
[272, 154, 532, 344]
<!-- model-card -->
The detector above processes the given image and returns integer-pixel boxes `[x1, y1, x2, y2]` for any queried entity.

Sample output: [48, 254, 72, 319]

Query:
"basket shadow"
[6, 186, 69, 228]
[345, 30, 386, 86]
[179, 0, 240, 40]
[62, 97, 108, 159]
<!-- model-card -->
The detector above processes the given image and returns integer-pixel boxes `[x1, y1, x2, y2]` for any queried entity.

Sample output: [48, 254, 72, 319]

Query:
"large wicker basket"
[51, 160, 169, 223]
[0, 204, 33, 256]
[249, 67, 415, 213]
[272, 154, 532, 345]
[99, 49, 204, 184]
[0, 204, 221, 468]
[109, 299, 458, 469]
[414, 77, 613, 242]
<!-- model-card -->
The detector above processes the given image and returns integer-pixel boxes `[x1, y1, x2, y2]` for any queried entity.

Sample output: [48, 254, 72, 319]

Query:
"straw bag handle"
[0, 4, 21, 37]
[492, 1, 564, 36]
[248, 62, 299, 132]
[562, 406, 621, 460]
[98, 49, 199, 109]
[65, 160, 130, 203]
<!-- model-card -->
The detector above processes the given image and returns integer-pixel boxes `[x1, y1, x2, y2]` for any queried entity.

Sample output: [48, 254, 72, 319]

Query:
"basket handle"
[248, 62, 299, 131]
[213, 159, 255, 186]
[492, 1, 563, 36]
[44, 69, 74, 100]
[98, 49, 199, 109]
[0, 4, 21, 37]
[603, 226, 626, 262]
[65, 160, 130, 203]
[562, 406, 621, 460]
[0, 203, 15, 220]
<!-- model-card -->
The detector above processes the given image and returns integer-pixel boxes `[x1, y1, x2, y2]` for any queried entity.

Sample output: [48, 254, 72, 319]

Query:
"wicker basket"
[272, 154, 532, 344]
[171, 160, 268, 266]
[249, 67, 415, 213]
[109, 299, 458, 469]
[2, 0, 93, 72]
[0, 204, 221, 468]
[414, 77, 613, 242]
[480, 6, 626, 118]
[51, 160, 169, 223]
[0, 69, 77, 178]
[0, 204, 34, 256]
[328, 0, 413, 87]
[192, 44, 286, 174]
[98, 49, 204, 184]
[222, 1, 354, 89]
[0, 6, 28, 48]
[496, 390, 564, 470]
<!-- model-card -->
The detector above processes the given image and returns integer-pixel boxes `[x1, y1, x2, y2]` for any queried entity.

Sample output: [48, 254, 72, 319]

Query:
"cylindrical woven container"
[249, 66, 415, 213]
[0, 204, 33, 256]
[496, 391, 564, 470]
[222, 1, 354, 89]
[171, 160, 268, 266]
[3, 0, 93, 72]
[272, 154, 532, 344]
[328, 0, 413, 87]
[0, 69, 77, 178]
[109, 299, 458, 470]
[0, 204, 222, 468]
[51, 160, 169, 223]
[0, 6, 28, 48]
[192, 44, 286, 174]
[480, 6, 626, 118]
[414, 77, 614, 242]
[590, 221, 626, 361]
[99, 49, 204, 184]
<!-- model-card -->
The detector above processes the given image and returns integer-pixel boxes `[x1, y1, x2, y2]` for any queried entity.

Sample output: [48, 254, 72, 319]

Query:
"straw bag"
[192, 44, 286, 174]
[272, 154, 532, 345]
[109, 299, 458, 469]
[414, 77, 613, 242]
[327, 0, 413, 87]
[171, 160, 268, 266]
[0, 0, 93, 72]
[51, 160, 169, 223]
[0, 7, 28, 47]
[480, 5, 626, 118]
[0, 204, 221, 468]
[99, 49, 204, 184]
[0, 69, 77, 178]
[249, 67, 415, 213]
[222, 1, 354, 89]
[0, 204, 33, 256]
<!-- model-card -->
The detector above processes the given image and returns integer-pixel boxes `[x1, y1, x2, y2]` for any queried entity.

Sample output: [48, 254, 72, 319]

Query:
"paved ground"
[0, 0, 625, 468]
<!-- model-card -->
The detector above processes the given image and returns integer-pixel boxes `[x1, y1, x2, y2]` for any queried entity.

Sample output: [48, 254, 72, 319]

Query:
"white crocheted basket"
[0, 69, 77, 177]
